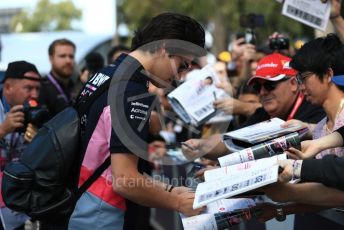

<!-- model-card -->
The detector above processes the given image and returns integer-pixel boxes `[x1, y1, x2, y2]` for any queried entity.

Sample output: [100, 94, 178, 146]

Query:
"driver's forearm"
[113, 167, 179, 210]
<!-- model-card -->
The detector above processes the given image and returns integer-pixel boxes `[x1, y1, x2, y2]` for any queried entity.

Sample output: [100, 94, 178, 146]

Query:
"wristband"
[275, 206, 286, 222]
[292, 160, 302, 180]
[168, 185, 174, 192]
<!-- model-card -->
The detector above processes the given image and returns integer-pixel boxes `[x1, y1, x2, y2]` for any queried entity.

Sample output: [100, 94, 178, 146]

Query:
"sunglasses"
[178, 60, 190, 73]
[296, 71, 314, 85]
[252, 77, 290, 92]
[170, 55, 191, 73]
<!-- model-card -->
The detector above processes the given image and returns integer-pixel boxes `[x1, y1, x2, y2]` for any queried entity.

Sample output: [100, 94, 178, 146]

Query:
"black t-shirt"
[79, 54, 154, 157]
[301, 155, 344, 190]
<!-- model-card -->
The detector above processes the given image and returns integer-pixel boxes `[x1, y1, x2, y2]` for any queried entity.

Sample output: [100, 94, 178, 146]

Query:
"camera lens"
[269, 37, 289, 50]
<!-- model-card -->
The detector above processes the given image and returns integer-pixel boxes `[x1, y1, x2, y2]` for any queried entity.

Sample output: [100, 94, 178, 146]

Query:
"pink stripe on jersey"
[79, 105, 125, 208]
[82, 106, 112, 171]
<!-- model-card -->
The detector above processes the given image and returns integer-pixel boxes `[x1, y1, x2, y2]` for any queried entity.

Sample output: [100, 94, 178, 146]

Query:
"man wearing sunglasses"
[182, 53, 325, 160]
[244, 52, 324, 124]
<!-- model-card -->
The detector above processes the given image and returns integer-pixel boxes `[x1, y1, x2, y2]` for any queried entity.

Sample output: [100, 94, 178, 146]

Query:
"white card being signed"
[282, 0, 331, 31]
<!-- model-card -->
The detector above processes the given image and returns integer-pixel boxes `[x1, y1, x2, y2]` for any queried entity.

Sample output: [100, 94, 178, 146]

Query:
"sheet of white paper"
[282, 0, 331, 31]
[193, 165, 279, 209]
[186, 84, 218, 122]
[206, 154, 286, 181]
[168, 65, 229, 125]
[187, 65, 232, 124]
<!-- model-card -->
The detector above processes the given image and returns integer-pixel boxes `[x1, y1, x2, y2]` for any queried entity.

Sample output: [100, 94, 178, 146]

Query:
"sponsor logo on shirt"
[129, 101, 149, 120]
[80, 72, 110, 97]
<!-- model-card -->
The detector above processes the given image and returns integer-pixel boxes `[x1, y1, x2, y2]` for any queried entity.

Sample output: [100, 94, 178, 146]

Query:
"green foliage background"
[11, 0, 81, 32]
[10, 0, 319, 53]
[119, 0, 314, 53]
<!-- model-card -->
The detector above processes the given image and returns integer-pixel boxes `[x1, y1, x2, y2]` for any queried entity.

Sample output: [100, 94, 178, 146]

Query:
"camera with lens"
[239, 13, 265, 45]
[16, 99, 50, 133]
[269, 37, 290, 51]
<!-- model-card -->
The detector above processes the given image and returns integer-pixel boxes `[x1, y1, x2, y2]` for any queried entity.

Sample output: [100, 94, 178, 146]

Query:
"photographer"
[0, 61, 41, 229]
[0, 61, 42, 142]
[0, 60, 43, 162]
[0, 61, 43, 229]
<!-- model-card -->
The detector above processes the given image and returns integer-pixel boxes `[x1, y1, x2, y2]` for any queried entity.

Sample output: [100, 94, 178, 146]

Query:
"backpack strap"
[73, 79, 112, 199]
[74, 79, 111, 115]
[72, 63, 137, 200]
[75, 156, 111, 199]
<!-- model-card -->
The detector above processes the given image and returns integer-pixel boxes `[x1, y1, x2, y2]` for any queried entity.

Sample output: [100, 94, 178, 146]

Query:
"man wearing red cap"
[244, 52, 324, 124]
[182, 53, 325, 159]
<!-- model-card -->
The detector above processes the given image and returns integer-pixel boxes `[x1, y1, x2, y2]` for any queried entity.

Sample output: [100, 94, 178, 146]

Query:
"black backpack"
[1, 79, 111, 220]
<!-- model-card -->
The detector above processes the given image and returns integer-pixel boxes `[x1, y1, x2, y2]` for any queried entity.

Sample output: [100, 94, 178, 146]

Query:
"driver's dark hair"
[131, 12, 205, 53]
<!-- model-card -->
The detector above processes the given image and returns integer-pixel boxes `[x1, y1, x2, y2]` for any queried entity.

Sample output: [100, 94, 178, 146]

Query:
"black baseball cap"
[3, 61, 41, 83]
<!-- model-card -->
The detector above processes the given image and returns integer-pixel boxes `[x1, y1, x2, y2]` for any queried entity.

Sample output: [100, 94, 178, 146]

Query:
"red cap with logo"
[248, 53, 297, 85]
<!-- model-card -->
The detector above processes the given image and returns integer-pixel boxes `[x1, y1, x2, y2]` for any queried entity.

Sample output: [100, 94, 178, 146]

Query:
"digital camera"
[16, 99, 50, 133]
[269, 37, 290, 51]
